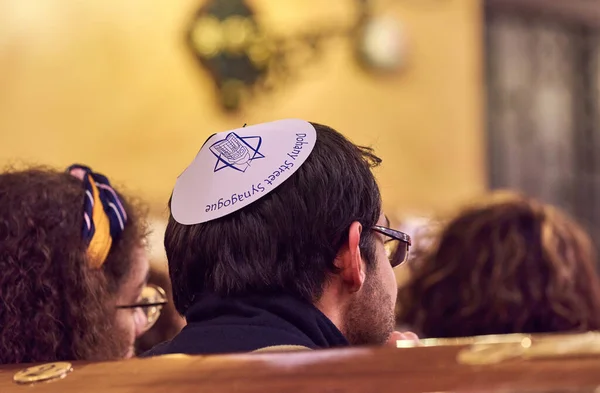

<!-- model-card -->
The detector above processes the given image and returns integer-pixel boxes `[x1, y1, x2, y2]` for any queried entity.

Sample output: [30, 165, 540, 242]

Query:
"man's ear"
[334, 221, 366, 293]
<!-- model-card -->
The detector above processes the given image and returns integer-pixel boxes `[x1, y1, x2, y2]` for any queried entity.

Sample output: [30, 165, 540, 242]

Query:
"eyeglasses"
[371, 226, 412, 267]
[116, 285, 168, 333]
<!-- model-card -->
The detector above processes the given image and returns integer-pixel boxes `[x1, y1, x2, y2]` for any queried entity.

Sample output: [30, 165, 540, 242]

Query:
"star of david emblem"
[209, 132, 265, 173]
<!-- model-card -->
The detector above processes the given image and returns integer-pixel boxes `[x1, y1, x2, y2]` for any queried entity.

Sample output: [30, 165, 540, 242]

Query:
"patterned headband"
[68, 164, 128, 268]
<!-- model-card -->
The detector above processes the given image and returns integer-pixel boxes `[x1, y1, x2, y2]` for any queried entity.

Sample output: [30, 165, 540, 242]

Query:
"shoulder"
[141, 341, 173, 357]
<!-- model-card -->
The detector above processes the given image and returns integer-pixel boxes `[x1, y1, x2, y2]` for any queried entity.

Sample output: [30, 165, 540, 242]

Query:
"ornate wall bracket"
[186, 0, 407, 111]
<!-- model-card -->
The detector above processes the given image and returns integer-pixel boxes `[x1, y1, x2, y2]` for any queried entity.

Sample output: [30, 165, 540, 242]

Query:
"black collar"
[180, 293, 349, 353]
[144, 293, 349, 356]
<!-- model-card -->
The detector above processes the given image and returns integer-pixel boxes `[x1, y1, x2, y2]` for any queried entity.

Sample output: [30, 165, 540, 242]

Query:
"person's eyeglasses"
[116, 285, 168, 333]
[371, 226, 412, 267]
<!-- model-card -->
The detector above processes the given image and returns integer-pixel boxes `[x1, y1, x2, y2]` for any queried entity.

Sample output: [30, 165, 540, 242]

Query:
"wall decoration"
[355, 6, 408, 72]
[186, 0, 408, 111]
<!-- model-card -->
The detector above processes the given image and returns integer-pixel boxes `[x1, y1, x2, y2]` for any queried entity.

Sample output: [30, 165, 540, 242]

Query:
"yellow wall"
[0, 0, 485, 219]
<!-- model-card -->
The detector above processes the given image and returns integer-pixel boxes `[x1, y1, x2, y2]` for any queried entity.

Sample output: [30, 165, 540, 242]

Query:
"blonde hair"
[397, 192, 600, 338]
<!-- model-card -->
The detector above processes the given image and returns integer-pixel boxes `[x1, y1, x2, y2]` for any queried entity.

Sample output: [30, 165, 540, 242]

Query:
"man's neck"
[314, 287, 347, 338]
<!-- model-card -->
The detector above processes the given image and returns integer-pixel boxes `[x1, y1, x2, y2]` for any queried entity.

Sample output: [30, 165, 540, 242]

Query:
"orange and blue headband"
[68, 164, 128, 268]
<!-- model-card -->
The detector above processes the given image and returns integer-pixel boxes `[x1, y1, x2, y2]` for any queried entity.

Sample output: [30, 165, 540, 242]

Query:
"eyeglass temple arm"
[116, 301, 168, 309]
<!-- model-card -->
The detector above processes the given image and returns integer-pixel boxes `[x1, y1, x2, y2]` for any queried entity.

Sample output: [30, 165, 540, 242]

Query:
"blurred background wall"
[0, 0, 485, 229]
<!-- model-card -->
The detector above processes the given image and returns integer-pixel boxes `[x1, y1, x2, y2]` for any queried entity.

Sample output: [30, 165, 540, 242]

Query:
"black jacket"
[143, 293, 349, 356]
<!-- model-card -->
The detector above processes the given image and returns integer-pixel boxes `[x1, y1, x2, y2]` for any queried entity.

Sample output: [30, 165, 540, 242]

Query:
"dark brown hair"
[397, 192, 600, 338]
[0, 166, 146, 363]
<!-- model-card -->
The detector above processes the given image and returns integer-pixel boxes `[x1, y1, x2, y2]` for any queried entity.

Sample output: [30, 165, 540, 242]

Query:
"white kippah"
[171, 119, 317, 225]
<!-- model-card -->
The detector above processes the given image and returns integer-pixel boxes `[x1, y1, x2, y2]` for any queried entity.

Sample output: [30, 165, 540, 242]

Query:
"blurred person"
[0, 164, 166, 364]
[392, 216, 435, 288]
[145, 119, 414, 356]
[397, 192, 600, 338]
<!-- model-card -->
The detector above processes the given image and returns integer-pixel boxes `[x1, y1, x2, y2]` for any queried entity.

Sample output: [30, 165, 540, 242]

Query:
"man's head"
[165, 121, 398, 345]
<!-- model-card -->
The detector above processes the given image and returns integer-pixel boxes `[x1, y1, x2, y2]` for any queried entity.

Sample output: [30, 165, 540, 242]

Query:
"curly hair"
[397, 192, 600, 338]
[0, 166, 146, 363]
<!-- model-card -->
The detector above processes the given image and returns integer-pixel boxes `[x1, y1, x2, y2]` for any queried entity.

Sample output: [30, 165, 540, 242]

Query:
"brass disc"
[13, 362, 73, 384]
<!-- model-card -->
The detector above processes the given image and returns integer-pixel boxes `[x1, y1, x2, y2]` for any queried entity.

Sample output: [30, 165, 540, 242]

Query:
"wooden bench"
[1, 332, 599, 393]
